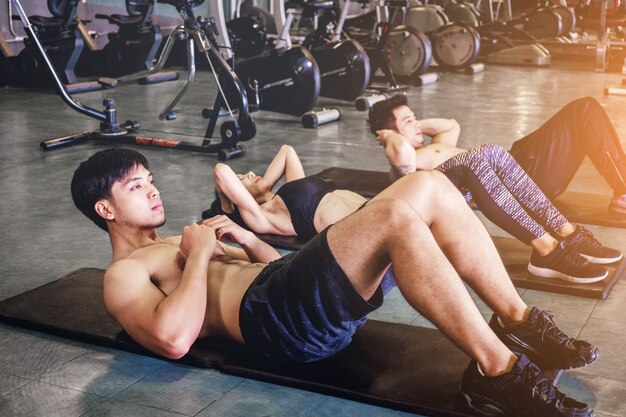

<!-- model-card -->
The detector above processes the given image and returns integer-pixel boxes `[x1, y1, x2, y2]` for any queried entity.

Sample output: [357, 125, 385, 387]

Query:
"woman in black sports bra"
[208, 145, 369, 240]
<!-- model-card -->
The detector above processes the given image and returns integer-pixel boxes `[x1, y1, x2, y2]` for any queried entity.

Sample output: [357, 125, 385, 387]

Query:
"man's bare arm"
[219, 239, 280, 264]
[376, 129, 417, 181]
[104, 224, 216, 359]
[419, 118, 460, 146]
[263, 145, 306, 186]
[214, 163, 276, 233]
[203, 215, 281, 263]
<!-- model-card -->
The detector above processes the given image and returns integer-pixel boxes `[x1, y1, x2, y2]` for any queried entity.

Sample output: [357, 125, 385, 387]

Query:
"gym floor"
[1, 59, 626, 416]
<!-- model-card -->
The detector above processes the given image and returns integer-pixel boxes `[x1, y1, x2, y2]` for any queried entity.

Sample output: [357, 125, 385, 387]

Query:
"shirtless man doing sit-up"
[71, 147, 598, 417]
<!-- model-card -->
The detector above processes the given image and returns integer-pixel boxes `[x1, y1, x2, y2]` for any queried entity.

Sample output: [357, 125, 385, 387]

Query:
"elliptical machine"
[28, 0, 255, 160]
[475, 0, 555, 66]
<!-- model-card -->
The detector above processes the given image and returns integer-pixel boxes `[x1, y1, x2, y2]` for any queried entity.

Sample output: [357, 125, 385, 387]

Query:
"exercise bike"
[214, 0, 321, 117]
[24, 0, 255, 160]
[394, 1, 482, 71]
[271, 0, 371, 101]
[342, 0, 436, 85]
[0, 0, 110, 92]
[74, 0, 177, 81]
[430, 0, 482, 27]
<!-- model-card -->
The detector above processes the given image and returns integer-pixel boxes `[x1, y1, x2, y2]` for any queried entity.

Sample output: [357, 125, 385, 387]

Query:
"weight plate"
[524, 8, 562, 39]
[445, 3, 482, 27]
[384, 26, 432, 77]
[432, 22, 480, 70]
[405, 5, 449, 33]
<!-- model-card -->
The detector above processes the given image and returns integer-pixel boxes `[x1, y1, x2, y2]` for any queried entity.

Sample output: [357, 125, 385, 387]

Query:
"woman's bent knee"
[475, 143, 507, 157]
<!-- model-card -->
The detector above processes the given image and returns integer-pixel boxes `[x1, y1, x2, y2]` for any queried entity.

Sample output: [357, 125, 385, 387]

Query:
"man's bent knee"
[327, 199, 421, 259]
[363, 199, 420, 231]
[401, 169, 451, 191]
[408, 170, 463, 201]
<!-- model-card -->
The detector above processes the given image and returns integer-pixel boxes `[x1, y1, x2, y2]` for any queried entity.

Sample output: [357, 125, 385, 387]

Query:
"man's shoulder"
[161, 235, 182, 245]
[105, 258, 150, 283]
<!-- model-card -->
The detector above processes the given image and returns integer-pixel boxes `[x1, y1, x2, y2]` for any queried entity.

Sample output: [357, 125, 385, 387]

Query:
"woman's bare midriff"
[314, 189, 367, 232]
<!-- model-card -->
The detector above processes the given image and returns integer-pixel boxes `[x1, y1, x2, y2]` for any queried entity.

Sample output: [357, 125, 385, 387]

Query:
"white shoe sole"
[581, 253, 624, 265]
[528, 264, 609, 284]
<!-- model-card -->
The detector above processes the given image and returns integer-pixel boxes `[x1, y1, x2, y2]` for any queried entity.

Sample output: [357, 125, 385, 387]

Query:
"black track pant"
[510, 96, 626, 198]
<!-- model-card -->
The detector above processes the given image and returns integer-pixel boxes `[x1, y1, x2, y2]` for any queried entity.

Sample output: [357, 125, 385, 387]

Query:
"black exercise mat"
[551, 191, 626, 229]
[0, 268, 475, 416]
[493, 236, 624, 300]
[316, 167, 626, 229]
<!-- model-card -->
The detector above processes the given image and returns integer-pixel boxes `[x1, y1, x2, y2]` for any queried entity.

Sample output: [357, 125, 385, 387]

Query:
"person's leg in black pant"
[509, 97, 626, 212]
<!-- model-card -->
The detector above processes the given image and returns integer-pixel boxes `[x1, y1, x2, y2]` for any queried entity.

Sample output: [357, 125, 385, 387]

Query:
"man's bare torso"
[109, 240, 266, 343]
[414, 143, 465, 170]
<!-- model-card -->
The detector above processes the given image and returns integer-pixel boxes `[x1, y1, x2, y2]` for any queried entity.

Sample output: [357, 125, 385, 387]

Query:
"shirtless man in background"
[368, 94, 622, 284]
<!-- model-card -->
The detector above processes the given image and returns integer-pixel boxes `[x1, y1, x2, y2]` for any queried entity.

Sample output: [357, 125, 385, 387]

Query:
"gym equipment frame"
[14, 0, 256, 160]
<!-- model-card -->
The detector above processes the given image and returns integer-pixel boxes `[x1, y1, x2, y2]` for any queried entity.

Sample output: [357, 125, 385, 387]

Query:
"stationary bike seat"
[156, 0, 205, 9]
[290, 0, 335, 10]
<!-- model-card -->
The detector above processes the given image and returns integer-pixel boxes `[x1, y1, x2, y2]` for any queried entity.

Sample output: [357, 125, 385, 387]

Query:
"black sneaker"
[456, 355, 595, 417]
[562, 225, 623, 264]
[528, 244, 608, 284]
[489, 307, 599, 370]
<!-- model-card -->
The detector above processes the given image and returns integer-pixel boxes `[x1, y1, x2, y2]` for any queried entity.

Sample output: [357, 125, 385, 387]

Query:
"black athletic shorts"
[239, 228, 383, 363]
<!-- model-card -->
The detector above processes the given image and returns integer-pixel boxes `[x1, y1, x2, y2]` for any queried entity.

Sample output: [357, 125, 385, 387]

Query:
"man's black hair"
[202, 193, 251, 231]
[367, 94, 408, 135]
[71, 148, 149, 232]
